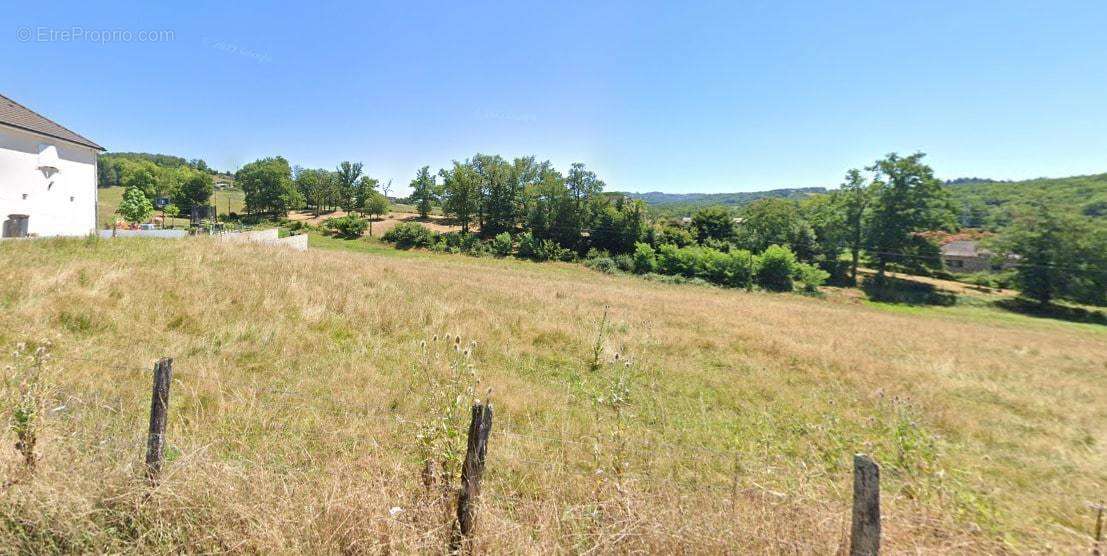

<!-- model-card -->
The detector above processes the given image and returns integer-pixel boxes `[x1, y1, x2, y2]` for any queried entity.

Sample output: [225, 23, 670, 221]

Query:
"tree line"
[232, 157, 391, 222]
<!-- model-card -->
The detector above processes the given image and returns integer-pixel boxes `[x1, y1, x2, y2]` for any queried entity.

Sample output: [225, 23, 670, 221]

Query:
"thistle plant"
[413, 333, 481, 488]
[593, 353, 635, 486]
[5, 341, 53, 473]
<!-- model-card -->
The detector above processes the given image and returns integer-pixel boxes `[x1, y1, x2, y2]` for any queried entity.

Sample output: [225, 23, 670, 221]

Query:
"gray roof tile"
[0, 93, 104, 150]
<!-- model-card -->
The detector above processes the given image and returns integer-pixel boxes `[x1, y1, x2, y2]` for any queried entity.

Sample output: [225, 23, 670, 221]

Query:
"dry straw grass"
[0, 236, 1104, 553]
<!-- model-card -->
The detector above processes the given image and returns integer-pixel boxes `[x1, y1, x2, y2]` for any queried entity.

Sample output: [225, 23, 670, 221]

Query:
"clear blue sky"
[3, 1, 1106, 194]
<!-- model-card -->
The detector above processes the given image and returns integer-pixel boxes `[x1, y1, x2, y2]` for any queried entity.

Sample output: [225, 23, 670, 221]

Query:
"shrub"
[657, 244, 693, 277]
[795, 262, 830, 292]
[323, 215, 368, 239]
[492, 233, 513, 257]
[585, 257, 618, 274]
[517, 232, 541, 260]
[632, 243, 657, 274]
[543, 239, 575, 262]
[755, 244, 798, 292]
[382, 222, 435, 249]
[613, 254, 634, 273]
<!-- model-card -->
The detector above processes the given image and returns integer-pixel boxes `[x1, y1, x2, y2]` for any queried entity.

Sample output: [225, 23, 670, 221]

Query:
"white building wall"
[0, 124, 98, 237]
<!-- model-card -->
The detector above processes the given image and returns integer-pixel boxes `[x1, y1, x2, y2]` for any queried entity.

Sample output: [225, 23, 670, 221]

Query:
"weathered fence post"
[144, 357, 173, 483]
[450, 401, 493, 553]
[850, 453, 881, 556]
[1092, 501, 1105, 556]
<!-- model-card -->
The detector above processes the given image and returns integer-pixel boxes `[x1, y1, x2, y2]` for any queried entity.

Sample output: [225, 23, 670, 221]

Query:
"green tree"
[335, 161, 364, 212]
[117, 186, 153, 225]
[471, 154, 517, 236]
[296, 168, 336, 215]
[833, 168, 873, 284]
[363, 190, 390, 236]
[172, 171, 214, 213]
[440, 161, 482, 233]
[410, 166, 437, 218]
[120, 161, 159, 199]
[865, 153, 955, 278]
[995, 199, 1080, 306]
[691, 206, 734, 242]
[592, 195, 648, 254]
[738, 198, 806, 255]
[354, 175, 380, 214]
[237, 157, 303, 216]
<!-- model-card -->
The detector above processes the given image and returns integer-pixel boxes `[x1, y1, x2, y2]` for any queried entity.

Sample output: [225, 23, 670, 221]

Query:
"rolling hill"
[628, 172, 1107, 230]
[944, 172, 1107, 229]
[625, 187, 827, 216]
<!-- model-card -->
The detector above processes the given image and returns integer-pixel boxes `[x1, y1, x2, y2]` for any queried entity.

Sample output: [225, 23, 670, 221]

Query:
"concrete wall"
[0, 125, 98, 237]
[98, 229, 188, 239]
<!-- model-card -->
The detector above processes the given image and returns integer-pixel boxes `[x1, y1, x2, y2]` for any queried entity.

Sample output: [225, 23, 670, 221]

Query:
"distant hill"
[944, 172, 1107, 229]
[97, 151, 234, 188]
[625, 187, 827, 216]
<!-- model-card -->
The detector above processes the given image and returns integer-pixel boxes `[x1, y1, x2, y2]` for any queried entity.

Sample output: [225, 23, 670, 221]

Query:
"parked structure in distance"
[0, 93, 103, 237]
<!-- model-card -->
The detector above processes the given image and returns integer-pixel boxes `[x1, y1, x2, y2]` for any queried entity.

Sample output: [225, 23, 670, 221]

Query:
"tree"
[410, 166, 437, 218]
[162, 204, 180, 226]
[117, 186, 153, 225]
[563, 162, 605, 243]
[738, 198, 805, 254]
[691, 206, 734, 242]
[471, 154, 516, 236]
[833, 168, 873, 284]
[363, 190, 390, 236]
[995, 199, 1080, 306]
[440, 161, 482, 233]
[335, 161, 364, 212]
[295, 168, 337, 215]
[591, 195, 648, 254]
[865, 153, 955, 278]
[120, 161, 159, 199]
[173, 171, 214, 213]
[236, 157, 303, 216]
[354, 175, 380, 214]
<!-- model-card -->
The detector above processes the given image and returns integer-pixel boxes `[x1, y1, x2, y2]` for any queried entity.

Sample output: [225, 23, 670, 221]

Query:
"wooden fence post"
[850, 453, 881, 556]
[144, 357, 173, 483]
[450, 401, 493, 553]
[1092, 501, 1105, 556]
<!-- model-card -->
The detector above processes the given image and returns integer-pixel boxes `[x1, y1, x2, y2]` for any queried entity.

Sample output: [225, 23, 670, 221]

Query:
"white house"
[0, 93, 104, 238]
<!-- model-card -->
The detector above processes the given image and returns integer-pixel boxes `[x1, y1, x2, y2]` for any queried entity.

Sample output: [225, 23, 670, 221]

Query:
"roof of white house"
[0, 93, 104, 150]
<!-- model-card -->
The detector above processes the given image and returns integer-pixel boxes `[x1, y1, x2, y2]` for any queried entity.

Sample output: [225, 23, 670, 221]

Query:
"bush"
[613, 254, 634, 273]
[585, 257, 618, 274]
[517, 232, 542, 260]
[382, 222, 436, 249]
[632, 243, 657, 274]
[755, 244, 798, 292]
[795, 262, 830, 292]
[492, 232, 513, 257]
[323, 215, 368, 239]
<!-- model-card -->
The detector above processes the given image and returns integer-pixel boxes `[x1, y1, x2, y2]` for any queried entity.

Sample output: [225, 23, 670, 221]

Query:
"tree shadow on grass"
[861, 275, 958, 306]
[994, 298, 1107, 326]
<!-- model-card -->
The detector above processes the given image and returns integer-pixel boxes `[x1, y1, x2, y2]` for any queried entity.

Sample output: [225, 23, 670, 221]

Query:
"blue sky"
[3, 1, 1106, 194]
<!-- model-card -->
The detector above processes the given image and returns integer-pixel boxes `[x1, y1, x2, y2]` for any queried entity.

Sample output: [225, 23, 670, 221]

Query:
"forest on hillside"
[943, 173, 1107, 230]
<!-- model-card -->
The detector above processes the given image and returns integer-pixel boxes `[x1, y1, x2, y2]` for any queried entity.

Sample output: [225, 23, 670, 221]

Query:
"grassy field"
[96, 186, 245, 228]
[0, 237, 1104, 553]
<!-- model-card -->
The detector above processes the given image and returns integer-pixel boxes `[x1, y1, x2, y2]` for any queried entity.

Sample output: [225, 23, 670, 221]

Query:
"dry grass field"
[0, 237, 1104, 553]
